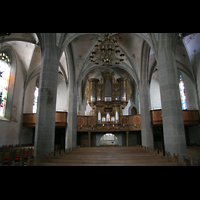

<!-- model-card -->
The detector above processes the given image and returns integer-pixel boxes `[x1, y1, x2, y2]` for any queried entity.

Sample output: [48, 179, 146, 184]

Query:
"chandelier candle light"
[89, 33, 124, 66]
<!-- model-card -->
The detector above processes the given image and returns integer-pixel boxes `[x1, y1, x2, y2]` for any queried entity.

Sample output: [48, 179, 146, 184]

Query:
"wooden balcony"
[151, 109, 200, 125]
[77, 114, 141, 132]
[23, 111, 67, 127]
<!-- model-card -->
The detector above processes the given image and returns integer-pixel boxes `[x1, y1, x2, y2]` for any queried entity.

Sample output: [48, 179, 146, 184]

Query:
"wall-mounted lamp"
[80, 125, 82, 129]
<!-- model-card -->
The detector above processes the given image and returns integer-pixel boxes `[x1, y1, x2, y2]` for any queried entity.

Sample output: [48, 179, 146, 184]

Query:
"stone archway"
[131, 107, 137, 115]
[99, 133, 119, 146]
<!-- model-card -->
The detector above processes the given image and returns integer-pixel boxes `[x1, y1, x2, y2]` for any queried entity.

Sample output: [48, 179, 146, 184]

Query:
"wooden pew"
[0, 145, 35, 166]
[60, 149, 65, 155]
[35, 146, 185, 166]
[154, 149, 158, 155]
[39, 154, 46, 163]
[35, 146, 81, 165]
[173, 153, 180, 162]
[54, 150, 60, 158]
[3, 150, 16, 166]
[149, 148, 154, 153]
[0, 151, 5, 166]
[27, 157, 35, 166]
[183, 156, 193, 166]
[158, 150, 164, 158]
[165, 151, 173, 161]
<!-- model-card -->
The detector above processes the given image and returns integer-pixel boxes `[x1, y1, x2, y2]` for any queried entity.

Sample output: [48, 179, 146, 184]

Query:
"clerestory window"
[32, 76, 39, 113]
[179, 74, 187, 110]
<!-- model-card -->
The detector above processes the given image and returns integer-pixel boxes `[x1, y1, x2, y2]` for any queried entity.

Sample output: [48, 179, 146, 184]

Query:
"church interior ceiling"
[0, 33, 199, 93]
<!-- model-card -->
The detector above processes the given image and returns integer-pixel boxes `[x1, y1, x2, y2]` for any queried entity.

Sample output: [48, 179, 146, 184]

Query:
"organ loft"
[85, 70, 131, 125]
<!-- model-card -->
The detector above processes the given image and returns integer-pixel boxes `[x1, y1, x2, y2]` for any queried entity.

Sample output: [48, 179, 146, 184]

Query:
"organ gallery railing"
[23, 111, 67, 127]
[77, 114, 141, 132]
[22, 110, 199, 129]
[151, 109, 200, 125]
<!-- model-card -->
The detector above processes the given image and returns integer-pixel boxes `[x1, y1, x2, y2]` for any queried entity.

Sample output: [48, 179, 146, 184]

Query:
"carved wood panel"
[129, 115, 134, 125]
[151, 109, 200, 125]
[182, 110, 199, 124]
[151, 109, 162, 125]
[122, 116, 128, 125]
[133, 115, 141, 124]
[88, 116, 96, 126]
[77, 116, 87, 126]
[23, 112, 67, 127]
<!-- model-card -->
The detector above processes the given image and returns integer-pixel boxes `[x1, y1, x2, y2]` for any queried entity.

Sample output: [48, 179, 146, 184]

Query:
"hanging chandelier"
[89, 33, 124, 66]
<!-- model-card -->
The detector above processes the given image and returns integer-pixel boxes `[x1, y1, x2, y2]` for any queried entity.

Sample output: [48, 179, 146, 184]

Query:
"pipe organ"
[85, 70, 132, 125]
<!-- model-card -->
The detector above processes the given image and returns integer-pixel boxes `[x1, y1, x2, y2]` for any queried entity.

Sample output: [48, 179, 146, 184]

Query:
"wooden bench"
[2, 150, 16, 166]
[183, 156, 193, 166]
[27, 157, 35, 166]
[34, 146, 185, 166]
[0, 147, 35, 166]
[34, 146, 83, 165]
[0, 151, 5, 166]
[173, 153, 180, 162]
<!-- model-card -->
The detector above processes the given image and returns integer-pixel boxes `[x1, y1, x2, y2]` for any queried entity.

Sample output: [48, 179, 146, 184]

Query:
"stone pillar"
[65, 44, 77, 149]
[157, 33, 187, 161]
[66, 83, 77, 149]
[126, 131, 129, 147]
[77, 85, 82, 115]
[34, 33, 59, 162]
[140, 41, 154, 149]
[88, 132, 91, 147]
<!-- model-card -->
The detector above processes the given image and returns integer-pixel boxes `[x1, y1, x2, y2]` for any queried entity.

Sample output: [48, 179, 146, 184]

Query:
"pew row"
[136, 145, 197, 166]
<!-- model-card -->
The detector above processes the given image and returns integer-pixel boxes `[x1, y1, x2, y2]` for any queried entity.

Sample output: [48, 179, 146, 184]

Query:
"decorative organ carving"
[85, 69, 132, 125]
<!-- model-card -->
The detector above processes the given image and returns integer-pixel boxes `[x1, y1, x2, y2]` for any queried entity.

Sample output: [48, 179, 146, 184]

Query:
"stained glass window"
[0, 53, 11, 117]
[32, 77, 39, 113]
[179, 74, 187, 110]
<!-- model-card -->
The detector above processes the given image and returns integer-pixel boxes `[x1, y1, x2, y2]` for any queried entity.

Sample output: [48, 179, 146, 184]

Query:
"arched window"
[0, 53, 11, 117]
[179, 74, 187, 110]
[32, 76, 39, 113]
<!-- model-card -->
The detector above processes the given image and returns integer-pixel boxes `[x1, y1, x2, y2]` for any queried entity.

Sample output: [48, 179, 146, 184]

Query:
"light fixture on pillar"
[89, 33, 125, 67]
